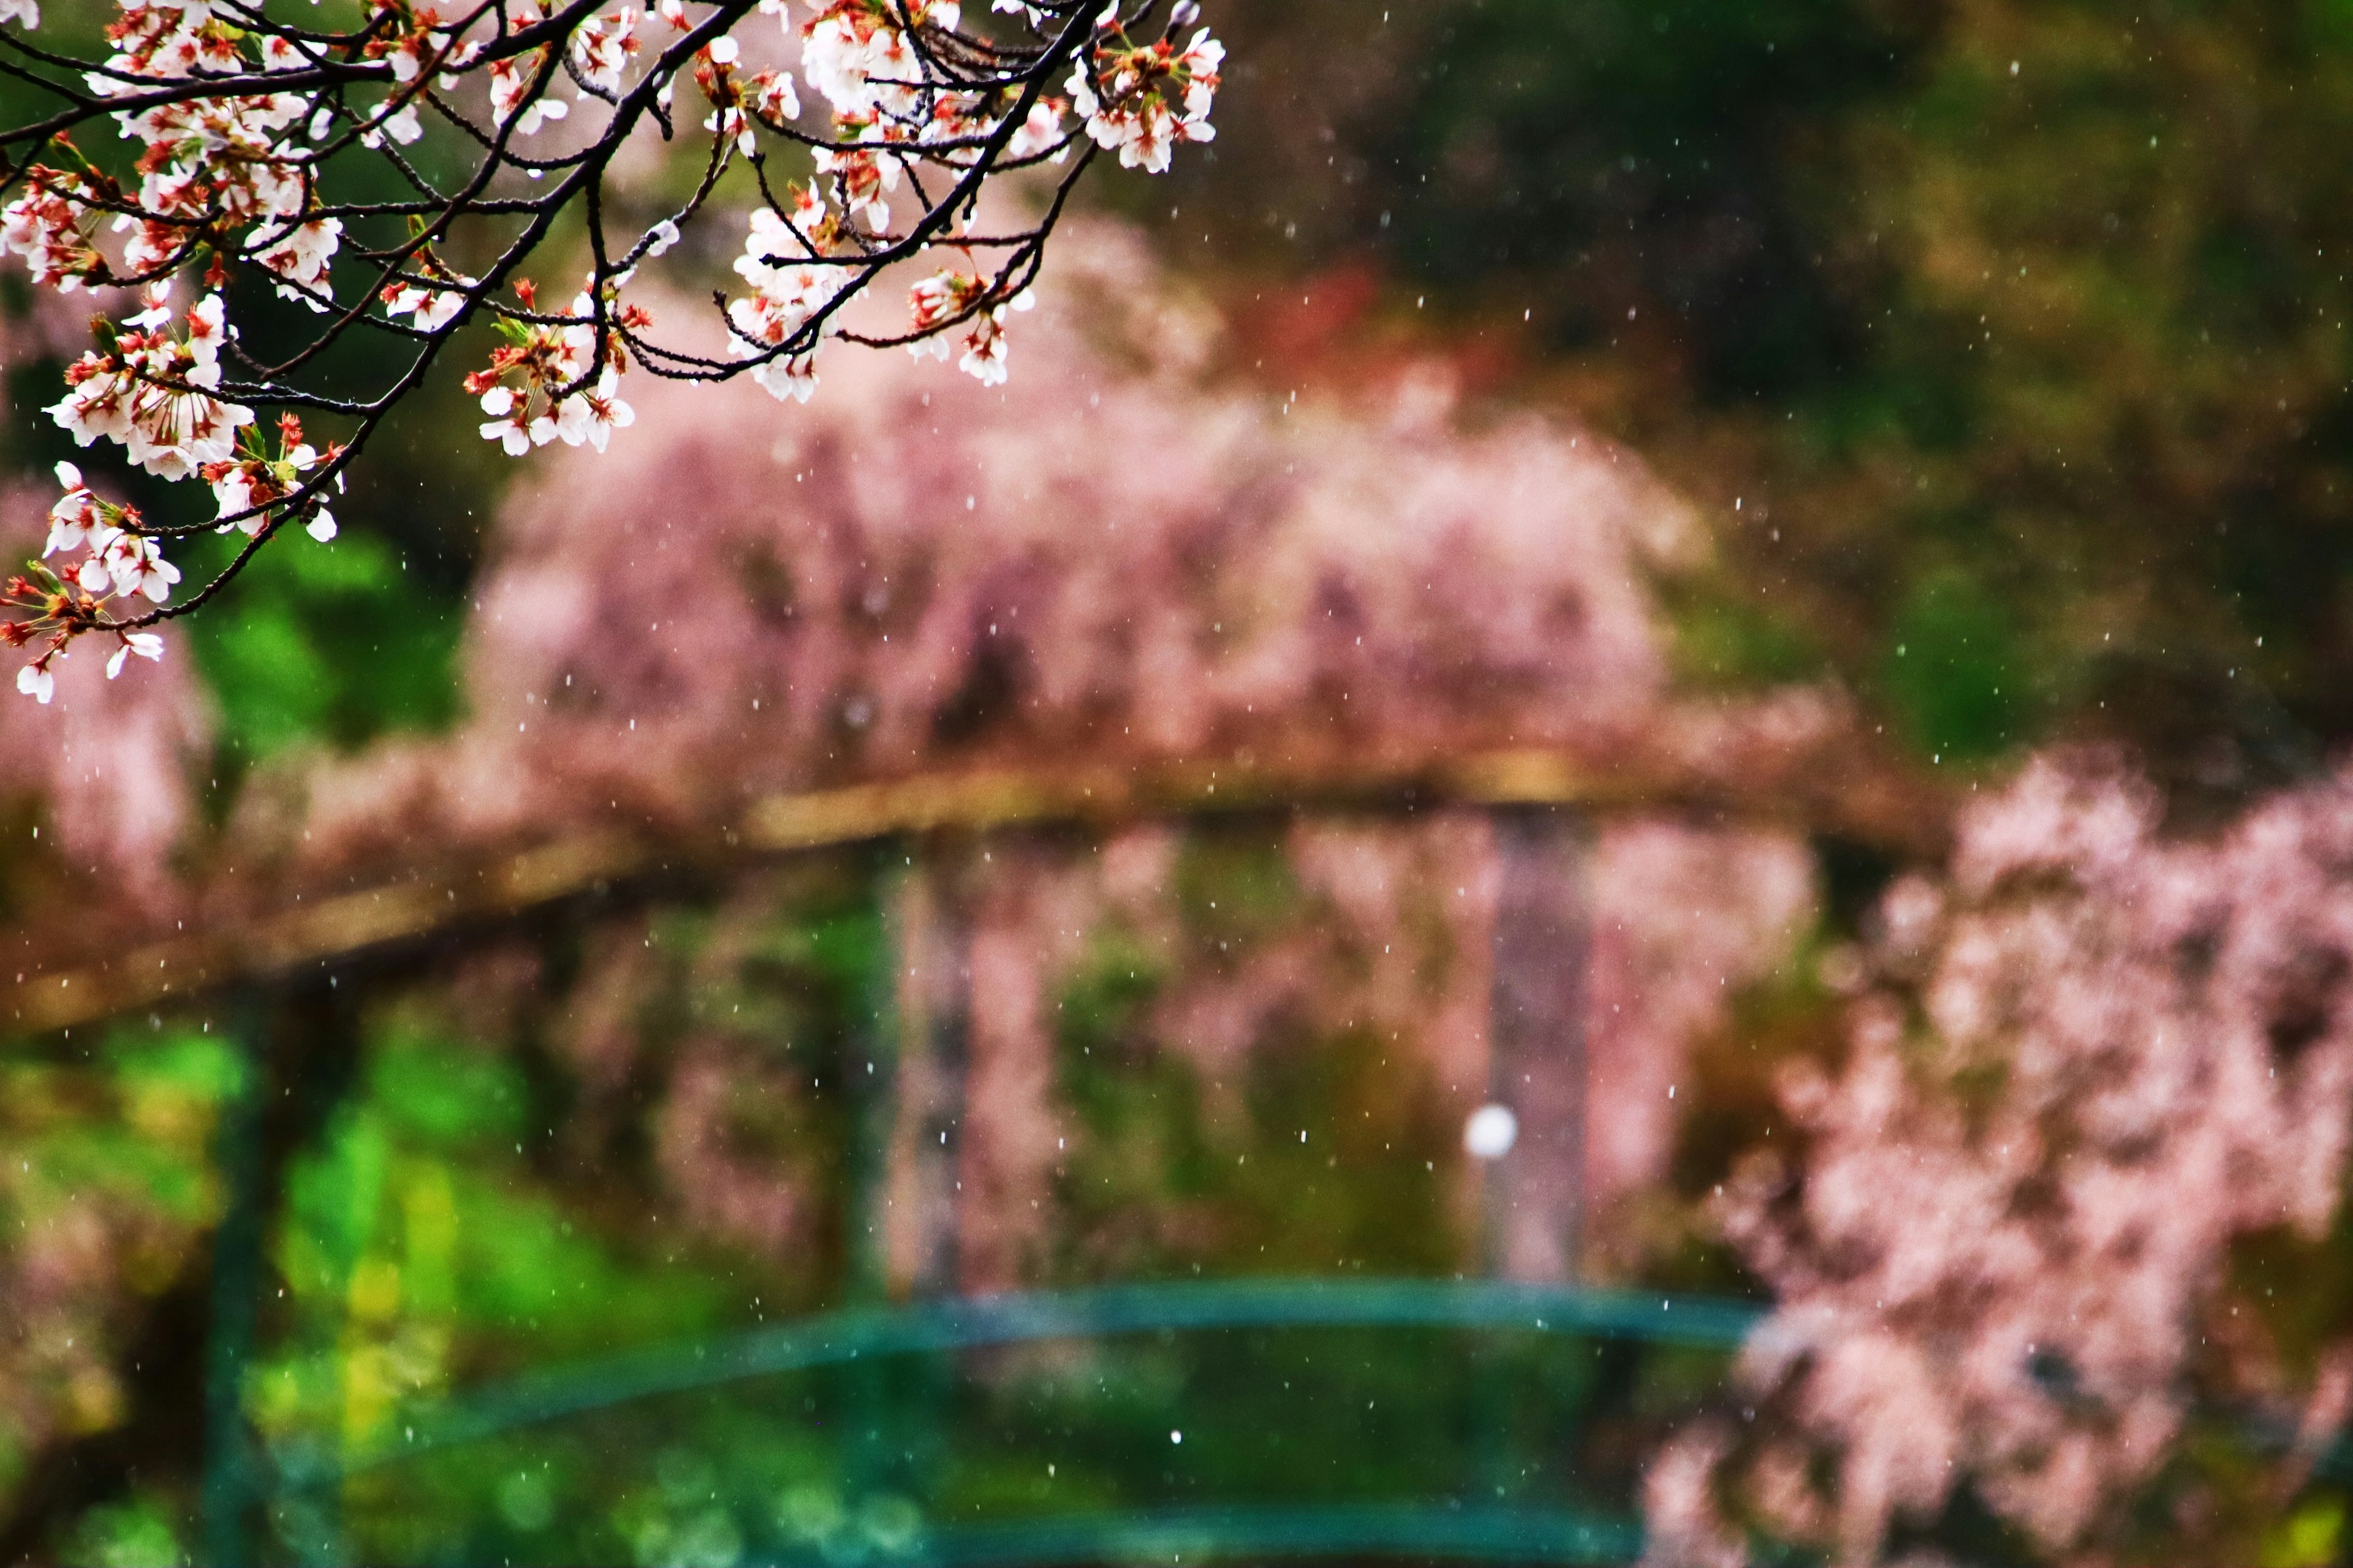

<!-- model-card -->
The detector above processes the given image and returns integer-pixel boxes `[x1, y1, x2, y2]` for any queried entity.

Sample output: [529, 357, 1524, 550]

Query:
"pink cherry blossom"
[1677, 752, 2353, 1561]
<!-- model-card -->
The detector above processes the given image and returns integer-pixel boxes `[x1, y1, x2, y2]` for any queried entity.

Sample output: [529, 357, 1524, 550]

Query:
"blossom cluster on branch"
[0, 0, 1219, 695]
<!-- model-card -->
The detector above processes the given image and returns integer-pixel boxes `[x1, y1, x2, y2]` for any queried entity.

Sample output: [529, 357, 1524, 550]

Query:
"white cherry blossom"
[99, 531, 178, 602]
[570, 7, 640, 93]
[813, 132, 901, 231]
[800, 1, 943, 118]
[360, 100, 423, 148]
[959, 312, 1009, 384]
[1007, 97, 1069, 161]
[751, 348, 821, 403]
[252, 218, 342, 306]
[105, 632, 164, 679]
[1069, 25, 1221, 173]
[50, 296, 253, 482]
[749, 69, 800, 125]
[43, 464, 105, 558]
[581, 369, 635, 450]
[490, 56, 570, 134]
[383, 271, 473, 332]
[704, 102, 756, 156]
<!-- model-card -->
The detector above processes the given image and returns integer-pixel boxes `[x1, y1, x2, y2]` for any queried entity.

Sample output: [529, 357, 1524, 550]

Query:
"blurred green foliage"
[1372, 0, 1913, 398]
[61, 1494, 189, 1567]
[121, 850, 1696, 1564]
[0, 1023, 241, 1550]
[257, 1019, 748, 1445]
[1143, 0, 2353, 800]
[185, 529, 462, 760]
[1880, 570, 2029, 760]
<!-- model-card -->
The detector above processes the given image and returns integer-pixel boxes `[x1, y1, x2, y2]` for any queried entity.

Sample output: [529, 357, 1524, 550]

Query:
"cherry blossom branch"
[0, 0, 1222, 702]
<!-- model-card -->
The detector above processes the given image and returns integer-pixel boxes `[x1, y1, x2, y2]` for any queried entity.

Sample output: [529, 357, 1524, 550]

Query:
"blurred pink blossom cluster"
[1651, 752, 2353, 1564]
[270, 225, 1683, 876]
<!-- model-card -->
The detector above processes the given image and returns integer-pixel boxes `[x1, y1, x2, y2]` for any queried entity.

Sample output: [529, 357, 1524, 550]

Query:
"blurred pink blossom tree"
[1651, 753, 2353, 1564]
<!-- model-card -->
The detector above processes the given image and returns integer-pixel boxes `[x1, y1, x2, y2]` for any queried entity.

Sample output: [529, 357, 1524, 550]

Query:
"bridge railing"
[260, 1278, 1769, 1567]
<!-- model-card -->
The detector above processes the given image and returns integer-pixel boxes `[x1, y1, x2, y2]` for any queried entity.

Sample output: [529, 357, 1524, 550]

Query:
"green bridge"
[256, 1276, 1769, 1567]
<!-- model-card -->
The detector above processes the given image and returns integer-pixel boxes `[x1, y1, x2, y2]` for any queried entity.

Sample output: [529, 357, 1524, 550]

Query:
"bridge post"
[860, 842, 972, 1542]
[847, 844, 906, 1307]
[884, 845, 971, 1298]
[1483, 806, 1592, 1283]
[200, 991, 272, 1568]
[205, 979, 366, 1567]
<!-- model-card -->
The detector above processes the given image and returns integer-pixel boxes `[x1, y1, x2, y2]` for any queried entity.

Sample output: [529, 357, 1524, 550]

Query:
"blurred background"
[10, 0, 2353, 1563]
